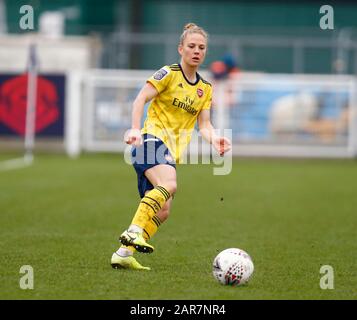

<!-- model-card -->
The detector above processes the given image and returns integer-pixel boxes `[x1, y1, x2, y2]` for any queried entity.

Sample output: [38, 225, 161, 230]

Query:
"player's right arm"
[125, 82, 158, 146]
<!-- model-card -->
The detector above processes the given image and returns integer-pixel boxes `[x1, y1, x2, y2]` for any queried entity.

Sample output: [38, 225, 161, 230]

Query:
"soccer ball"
[212, 248, 254, 286]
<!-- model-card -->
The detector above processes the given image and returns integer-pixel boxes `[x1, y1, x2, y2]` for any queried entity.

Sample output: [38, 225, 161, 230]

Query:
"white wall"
[0, 34, 101, 72]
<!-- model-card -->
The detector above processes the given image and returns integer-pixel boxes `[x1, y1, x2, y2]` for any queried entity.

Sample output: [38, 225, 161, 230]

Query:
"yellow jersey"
[142, 63, 212, 163]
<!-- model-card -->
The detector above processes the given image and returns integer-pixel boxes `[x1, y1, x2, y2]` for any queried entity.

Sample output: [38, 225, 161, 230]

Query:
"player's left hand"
[213, 136, 231, 156]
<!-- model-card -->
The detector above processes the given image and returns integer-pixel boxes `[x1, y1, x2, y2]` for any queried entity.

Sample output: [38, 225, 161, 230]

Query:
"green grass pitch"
[0, 153, 356, 299]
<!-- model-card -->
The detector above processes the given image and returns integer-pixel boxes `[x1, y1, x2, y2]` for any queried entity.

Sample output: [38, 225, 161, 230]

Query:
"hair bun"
[179, 23, 208, 45]
[184, 23, 197, 31]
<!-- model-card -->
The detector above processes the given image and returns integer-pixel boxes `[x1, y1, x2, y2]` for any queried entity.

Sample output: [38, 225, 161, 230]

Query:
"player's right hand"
[124, 128, 142, 146]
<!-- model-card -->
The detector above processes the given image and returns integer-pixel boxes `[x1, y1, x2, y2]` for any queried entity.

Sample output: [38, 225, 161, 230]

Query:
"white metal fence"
[67, 69, 357, 158]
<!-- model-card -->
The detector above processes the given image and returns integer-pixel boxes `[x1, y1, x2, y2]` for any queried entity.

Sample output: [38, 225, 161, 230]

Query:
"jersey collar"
[178, 63, 200, 86]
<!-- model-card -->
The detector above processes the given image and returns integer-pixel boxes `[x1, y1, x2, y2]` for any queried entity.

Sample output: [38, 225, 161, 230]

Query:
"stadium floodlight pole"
[24, 43, 38, 164]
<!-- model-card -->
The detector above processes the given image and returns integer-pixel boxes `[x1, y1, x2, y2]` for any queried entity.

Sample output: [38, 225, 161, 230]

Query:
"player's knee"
[156, 179, 176, 196]
[164, 181, 177, 195]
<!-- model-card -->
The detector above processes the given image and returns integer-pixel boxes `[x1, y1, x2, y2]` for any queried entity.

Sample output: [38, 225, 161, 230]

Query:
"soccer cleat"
[110, 253, 150, 270]
[119, 230, 154, 253]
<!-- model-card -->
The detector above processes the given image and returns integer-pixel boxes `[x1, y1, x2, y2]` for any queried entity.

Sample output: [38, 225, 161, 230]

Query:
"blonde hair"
[179, 23, 208, 45]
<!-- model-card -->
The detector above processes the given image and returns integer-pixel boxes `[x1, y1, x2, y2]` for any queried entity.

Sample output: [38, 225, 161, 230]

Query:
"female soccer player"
[111, 23, 231, 270]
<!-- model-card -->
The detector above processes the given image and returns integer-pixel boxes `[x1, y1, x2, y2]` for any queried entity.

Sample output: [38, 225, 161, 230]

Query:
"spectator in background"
[209, 54, 241, 108]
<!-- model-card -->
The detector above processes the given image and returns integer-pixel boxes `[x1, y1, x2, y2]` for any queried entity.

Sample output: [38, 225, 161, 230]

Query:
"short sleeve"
[147, 66, 172, 94]
[202, 85, 213, 110]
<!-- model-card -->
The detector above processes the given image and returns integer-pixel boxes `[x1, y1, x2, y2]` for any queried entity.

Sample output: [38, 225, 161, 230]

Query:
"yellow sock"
[143, 215, 162, 240]
[131, 186, 170, 229]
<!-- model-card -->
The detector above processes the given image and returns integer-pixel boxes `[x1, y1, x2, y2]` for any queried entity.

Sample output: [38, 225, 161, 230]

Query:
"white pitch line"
[0, 157, 33, 171]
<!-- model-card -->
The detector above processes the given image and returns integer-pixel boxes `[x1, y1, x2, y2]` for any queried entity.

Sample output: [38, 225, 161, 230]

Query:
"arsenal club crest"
[197, 88, 203, 98]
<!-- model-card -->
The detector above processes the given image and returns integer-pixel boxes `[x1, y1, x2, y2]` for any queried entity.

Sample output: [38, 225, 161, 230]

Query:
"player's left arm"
[198, 109, 231, 156]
